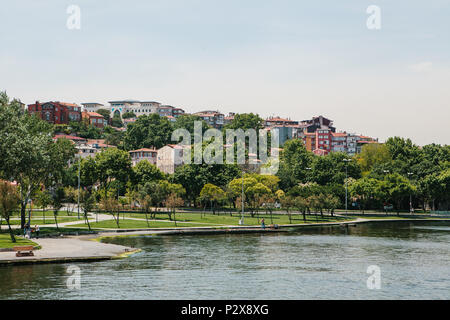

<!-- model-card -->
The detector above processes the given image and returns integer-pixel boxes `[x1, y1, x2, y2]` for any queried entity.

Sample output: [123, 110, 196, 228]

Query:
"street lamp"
[407, 172, 413, 214]
[77, 158, 81, 220]
[240, 170, 245, 225]
[343, 159, 351, 214]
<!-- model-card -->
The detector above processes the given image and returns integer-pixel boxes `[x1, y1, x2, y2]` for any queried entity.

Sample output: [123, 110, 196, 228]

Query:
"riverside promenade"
[2, 216, 449, 266]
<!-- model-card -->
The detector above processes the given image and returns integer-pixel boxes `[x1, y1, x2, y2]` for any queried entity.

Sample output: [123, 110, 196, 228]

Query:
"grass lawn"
[99, 211, 352, 228]
[71, 219, 219, 229]
[347, 215, 444, 220]
[0, 233, 39, 249]
[1, 217, 84, 226]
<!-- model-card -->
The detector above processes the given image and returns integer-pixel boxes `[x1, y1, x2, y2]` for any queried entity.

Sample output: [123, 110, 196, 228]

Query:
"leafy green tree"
[1, 92, 75, 228]
[34, 189, 52, 223]
[80, 190, 95, 230]
[124, 113, 173, 150]
[348, 177, 380, 213]
[121, 112, 136, 119]
[381, 173, 416, 214]
[132, 160, 164, 186]
[50, 187, 65, 230]
[277, 139, 313, 189]
[224, 113, 264, 131]
[356, 143, 392, 174]
[95, 148, 132, 198]
[0, 181, 20, 242]
[310, 152, 361, 185]
[199, 183, 226, 214]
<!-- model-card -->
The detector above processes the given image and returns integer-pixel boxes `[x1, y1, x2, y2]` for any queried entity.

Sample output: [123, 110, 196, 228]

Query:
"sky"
[1, 0, 449, 145]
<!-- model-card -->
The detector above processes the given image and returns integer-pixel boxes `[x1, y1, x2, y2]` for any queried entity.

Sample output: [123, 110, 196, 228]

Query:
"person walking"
[261, 218, 265, 230]
[35, 225, 40, 239]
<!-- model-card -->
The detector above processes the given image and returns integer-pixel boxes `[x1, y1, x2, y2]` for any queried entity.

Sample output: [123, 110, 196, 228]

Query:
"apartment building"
[28, 101, 82, 124]
[193, 110, 224, 129]
[82, 111, 106, 128]
[129, 148, 158, 166]
[81, 103, 104, 113]
[157, 144, 190, 174]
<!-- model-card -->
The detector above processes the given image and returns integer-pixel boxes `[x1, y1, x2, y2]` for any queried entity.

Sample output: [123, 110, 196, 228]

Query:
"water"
[1, 220, 449, 299]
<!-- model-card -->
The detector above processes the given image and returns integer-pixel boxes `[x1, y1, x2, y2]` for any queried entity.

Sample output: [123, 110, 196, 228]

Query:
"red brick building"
[82, 111, 106, 128]
[28, 101, 82, 124]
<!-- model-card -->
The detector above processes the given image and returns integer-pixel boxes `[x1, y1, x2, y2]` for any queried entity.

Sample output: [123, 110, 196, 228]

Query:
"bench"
[13, 246, 35, 257]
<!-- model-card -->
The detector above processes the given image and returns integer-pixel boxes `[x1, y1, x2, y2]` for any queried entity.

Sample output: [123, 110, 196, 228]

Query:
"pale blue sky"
[1, 0, 449, 145]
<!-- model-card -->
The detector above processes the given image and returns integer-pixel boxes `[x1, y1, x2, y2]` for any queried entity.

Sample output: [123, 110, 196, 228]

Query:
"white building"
[81, 103, 105, 113]
[157, 144, 190, 174]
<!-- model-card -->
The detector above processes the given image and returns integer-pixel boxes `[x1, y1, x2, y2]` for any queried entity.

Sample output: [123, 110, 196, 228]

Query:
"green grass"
[71, 219, 219, 229]
[0, 233, 39, 249]
[98, 211, 352, 228]
[347, 215, 446, 220]
[1, 217, 84, 226]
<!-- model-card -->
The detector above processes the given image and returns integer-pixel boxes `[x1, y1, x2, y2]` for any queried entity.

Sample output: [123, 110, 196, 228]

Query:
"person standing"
[261, 218, 265, 230]
[35, 225, 40, 239]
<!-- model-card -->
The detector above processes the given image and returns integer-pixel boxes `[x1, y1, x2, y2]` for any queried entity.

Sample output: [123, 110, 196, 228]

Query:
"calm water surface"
[1, 221, 449, 299]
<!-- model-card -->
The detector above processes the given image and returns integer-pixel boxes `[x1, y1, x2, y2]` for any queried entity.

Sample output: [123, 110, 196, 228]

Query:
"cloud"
[408, 61, 433, 73]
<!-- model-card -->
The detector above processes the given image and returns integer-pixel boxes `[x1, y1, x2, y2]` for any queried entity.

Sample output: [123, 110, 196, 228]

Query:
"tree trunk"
[302, 210, 306, 222]
[85, 212, 91, 231]
[5, 217, 16, 243]
[54, 213, 59, 231]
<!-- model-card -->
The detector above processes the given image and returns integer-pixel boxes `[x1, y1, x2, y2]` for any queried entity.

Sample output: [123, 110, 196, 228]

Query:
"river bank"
[1, 217, 450, 266]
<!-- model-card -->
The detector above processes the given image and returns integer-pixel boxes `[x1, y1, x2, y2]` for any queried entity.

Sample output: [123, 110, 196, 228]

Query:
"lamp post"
[407, 172, 413, 214]
[241, 170, 245, 225]
[343, 159, 351, 214]
[77, 158, 81, 220]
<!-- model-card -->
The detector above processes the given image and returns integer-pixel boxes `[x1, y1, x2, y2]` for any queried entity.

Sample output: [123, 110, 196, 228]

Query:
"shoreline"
[1, 217, 449, 266]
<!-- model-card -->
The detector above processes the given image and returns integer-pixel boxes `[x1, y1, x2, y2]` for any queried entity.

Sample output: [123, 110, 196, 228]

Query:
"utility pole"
[343, 159, 351, 214]
[241, 170, 244, 225]
[407, 172, 413, 214]
[77, 158, 81, 220]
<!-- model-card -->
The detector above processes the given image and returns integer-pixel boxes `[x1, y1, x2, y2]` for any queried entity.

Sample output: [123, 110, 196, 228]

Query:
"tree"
[100, 196, 120, 228]
[224, 113, 264, 131]
[138, 193, 152, 227]
[294, 196, 309, 222]
[0, 93, 75, 229]
[277, 139, 313, 189]
[132, 160, 164, 186]
[280, 196, 294, 224]
[356, 143, 391, 174]
[199, 183, 226, 215]
[0, 181, 20, 242]
[348, 177, 380, 213]
[80, 190, 95, 230]
[123, 113, 173, 150]
[382, 173, 416, 214]
[121, 112, 136, 119]
[165, 193, 184, 225]
[34, 189, 51, 224]
[95, 148, 132, 198]
[50, 187, 65, 230]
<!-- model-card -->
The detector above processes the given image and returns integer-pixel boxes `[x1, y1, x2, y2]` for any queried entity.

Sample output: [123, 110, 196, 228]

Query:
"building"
[81, 103, 104, 113]
[157, 105, 185, 118]
[157, 144, 190, 174]
[300, 115, 336, 133]
[108, 100, 160, 118]
[193, 110, 224, 129]
[82, 111, 106, 128]
[129, 148, 158, 166]
[265, 116, 299, 127]
[224, 112, 235, 125]
[28, 101, 82, 124]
